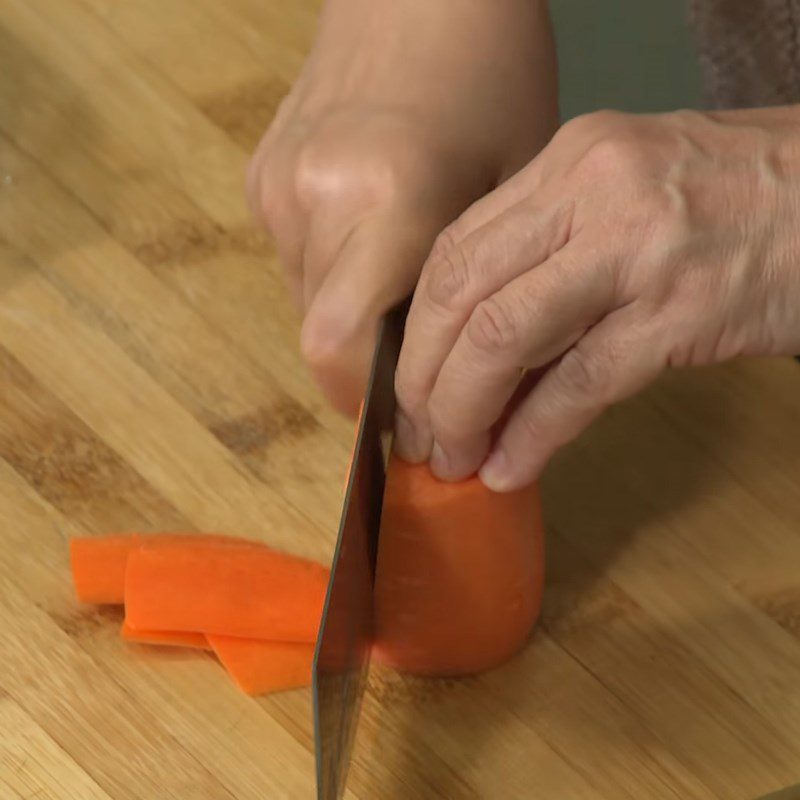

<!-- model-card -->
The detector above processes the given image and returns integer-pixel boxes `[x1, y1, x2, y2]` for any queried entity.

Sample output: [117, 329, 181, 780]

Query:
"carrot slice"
[208, 635, 314, 695]
[70, 533, 258, 604]
[373, 455, 544, 676]
[120, 621, 211, 651]
[125, 540, 329, 642]
[70, 535, 140, 604]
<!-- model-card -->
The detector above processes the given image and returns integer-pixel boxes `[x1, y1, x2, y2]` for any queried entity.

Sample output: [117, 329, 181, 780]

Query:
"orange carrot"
[208, 635, 314, 695]
[70, 533, 258, 604]
[125, 540, 329, 642]
[373, 455, 544, 676]
[70, 535, 139, 604]
[120, 621, 211, 651]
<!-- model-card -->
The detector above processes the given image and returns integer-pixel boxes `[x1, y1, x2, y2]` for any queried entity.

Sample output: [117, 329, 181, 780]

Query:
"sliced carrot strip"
[70, 535, 140, 604]
[373, 455, 545, 676]
[125, 540, 329, 642]
[208, 635, 313, 696]
[120, 621, 211, 651]
[70, 533, 259, 604]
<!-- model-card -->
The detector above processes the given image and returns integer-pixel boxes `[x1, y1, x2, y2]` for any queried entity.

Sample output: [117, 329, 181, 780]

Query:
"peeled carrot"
[70, 533, 257, 604]
[121, 621, 211, 651]
[125, 540, 329, 642]
[208, 635, 314, 695]
[373, 455, 544, 676]
[70, 535, 140, 604]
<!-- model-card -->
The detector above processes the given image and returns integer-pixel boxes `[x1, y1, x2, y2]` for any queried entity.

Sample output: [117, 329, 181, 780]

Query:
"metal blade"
[312, 304, 405, 800]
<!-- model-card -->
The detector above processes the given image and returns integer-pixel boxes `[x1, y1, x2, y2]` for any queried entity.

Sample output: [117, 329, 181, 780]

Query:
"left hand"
[395, 107, 800, 490]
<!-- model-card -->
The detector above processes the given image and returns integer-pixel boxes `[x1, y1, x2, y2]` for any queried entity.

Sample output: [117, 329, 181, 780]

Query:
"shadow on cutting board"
[757, 786, 800, 799]
[540, 367, 739, 638]
[349, 370, 742, 798]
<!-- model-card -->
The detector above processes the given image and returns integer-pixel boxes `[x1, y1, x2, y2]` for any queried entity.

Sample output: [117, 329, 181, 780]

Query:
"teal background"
[550, 0, 704, 118]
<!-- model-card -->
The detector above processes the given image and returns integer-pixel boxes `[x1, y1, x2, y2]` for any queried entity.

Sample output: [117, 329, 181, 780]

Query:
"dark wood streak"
[0, 348, 188, 532]
[753, 590, 800, 640]
[132, 219, 269, 268]
[48, 606, 124, 642]
[198, 78, 290, 151]
[209, 396, 318, 457]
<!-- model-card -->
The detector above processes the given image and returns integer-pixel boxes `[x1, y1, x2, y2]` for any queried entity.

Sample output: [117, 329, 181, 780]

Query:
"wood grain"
[1, 1, 800, 798]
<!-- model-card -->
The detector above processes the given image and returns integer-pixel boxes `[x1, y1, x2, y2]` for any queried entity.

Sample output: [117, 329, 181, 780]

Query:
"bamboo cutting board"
[1, 1, 800, 798]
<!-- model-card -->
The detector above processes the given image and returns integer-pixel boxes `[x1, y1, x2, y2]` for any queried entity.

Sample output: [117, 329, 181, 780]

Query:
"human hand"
[247, 0, 557, 416]
[395, 106, 800, 488]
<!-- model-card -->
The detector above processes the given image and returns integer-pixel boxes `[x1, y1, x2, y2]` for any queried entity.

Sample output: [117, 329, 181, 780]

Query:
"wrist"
[308, 0, 556, 115]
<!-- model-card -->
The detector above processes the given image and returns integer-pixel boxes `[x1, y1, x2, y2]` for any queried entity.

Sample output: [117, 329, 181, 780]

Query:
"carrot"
[372, 455, 544, 676]
[70, 533, 258, 604]
[70, 535, 139, 604]
[125, 540, 329, 642]
[208, 635, 314, 695]
[120, 621, 211, 651]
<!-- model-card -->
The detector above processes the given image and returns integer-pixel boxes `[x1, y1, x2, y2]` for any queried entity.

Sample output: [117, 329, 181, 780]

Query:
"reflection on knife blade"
[312, 304, 406, 800]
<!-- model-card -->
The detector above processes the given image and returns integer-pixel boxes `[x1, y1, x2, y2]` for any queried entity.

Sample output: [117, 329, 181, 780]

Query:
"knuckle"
[584, 136, 639, 177]
[293, 143, 329, 209]
[427, 225, 458, 263]
[424, 232, 472, 313]
[578, 123, 643, 182]
[294, 140, 403, 211]
[555, 346, 603, 397]
[466, 297, 521, 354]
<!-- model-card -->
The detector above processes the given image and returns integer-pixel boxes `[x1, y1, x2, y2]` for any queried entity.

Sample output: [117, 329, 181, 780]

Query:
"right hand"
[247, 0, 559, 416]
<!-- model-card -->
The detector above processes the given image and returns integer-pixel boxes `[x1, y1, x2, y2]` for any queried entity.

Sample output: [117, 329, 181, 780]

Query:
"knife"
[312, 303, 407, 800]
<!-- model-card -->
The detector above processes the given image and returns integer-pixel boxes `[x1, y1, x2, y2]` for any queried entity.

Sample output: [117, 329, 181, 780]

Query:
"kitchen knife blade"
[312, 304, 406, 800]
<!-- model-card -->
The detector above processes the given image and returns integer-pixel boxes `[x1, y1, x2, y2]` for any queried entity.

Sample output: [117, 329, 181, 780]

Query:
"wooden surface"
[1, 1, 800, 798]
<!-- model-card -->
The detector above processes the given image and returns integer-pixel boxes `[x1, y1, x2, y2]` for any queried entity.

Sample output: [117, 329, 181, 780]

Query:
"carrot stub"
[373, 455, 545, 676]
[124, 539, 329, 642]
[208, 635, 314, 695]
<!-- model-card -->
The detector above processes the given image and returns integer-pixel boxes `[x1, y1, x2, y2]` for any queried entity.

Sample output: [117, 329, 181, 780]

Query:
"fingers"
[479, 303, 667, 491]
[420, 241, 619, 480]
[395, 193, 573, 461]
[301, 212, 438, 417]
[300, 205, 370, 311]
[443, 155, 545, 243]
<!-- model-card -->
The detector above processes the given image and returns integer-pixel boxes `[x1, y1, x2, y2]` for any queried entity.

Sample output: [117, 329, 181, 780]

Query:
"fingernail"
[394, 410, 425, 462]
[430, 442, 452, 479]
[479, 448, 513, 492]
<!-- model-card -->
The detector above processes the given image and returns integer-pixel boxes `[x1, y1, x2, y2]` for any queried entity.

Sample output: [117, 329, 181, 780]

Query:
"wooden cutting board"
[1, 1, 799, 798]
